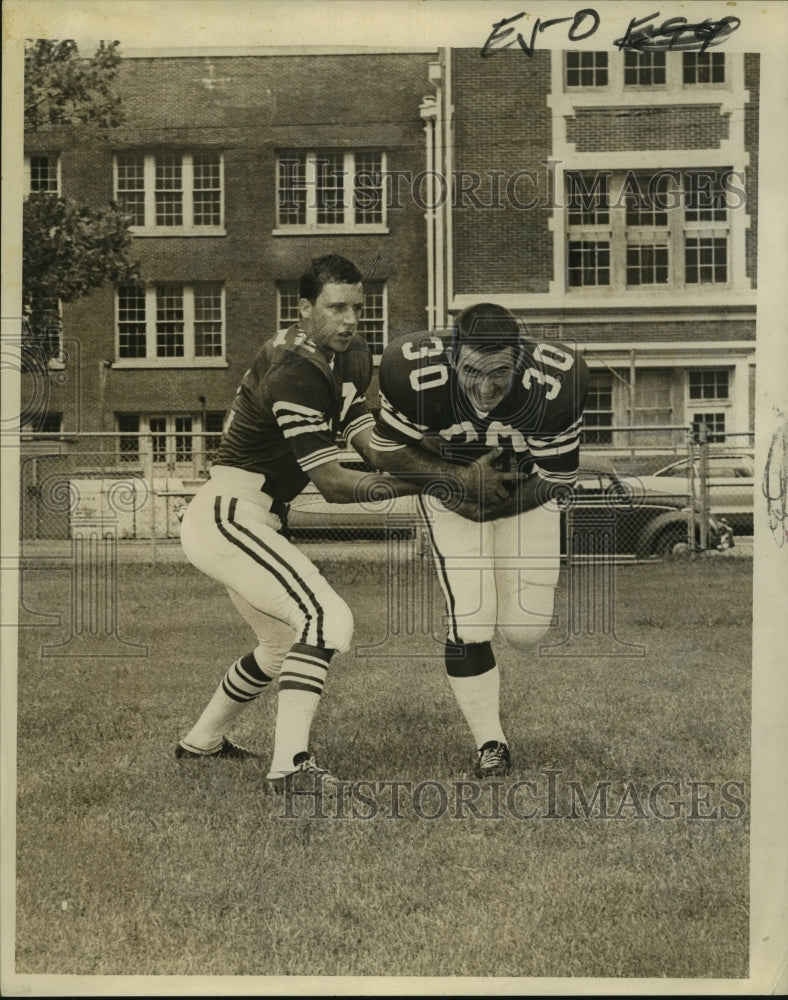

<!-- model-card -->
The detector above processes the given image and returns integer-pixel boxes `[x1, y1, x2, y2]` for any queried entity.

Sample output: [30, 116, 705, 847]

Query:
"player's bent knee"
[499, 620, 552, 651]
[498, 582, 556, 650]
[318, 592, 354, 654]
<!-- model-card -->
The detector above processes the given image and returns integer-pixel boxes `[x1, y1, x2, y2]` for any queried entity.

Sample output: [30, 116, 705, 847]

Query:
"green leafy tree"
[23, 39, 139, 365]
[24, 39, 125, 132]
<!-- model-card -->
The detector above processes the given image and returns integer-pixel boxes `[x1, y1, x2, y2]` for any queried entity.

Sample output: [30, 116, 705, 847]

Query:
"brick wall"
[558, 318, 756, 344]
[566, 104, 730, 152]
[26, 52, 434, 432]
[451, 48, 553, 295]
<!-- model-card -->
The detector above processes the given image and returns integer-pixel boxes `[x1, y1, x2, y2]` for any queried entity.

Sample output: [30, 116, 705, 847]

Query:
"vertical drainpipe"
[419, 95, 437, 331]
[443, 47, 453, 329]
[430, 57, 446, 331]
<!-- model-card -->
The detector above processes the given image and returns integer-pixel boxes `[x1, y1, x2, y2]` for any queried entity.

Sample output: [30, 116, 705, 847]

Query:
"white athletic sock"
[181, 649, 277, 752]
[448, 666, 507, 749]
[267, 643, 333, 779]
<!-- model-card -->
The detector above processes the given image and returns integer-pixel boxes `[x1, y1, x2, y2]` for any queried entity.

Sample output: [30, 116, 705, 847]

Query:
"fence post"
[697, 423, 709, 552]
[686, 429, 696, 555]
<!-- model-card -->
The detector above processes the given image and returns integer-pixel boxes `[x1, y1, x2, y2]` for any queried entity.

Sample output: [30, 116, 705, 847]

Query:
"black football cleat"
[474, 740, 511, 779]
[267, 751, 344, 796]
[175, 736, 260, 760]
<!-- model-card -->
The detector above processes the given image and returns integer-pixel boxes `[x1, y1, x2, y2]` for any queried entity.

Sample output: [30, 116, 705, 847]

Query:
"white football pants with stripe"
[181, 481, 354, 656]
[419, 496, 561, 649]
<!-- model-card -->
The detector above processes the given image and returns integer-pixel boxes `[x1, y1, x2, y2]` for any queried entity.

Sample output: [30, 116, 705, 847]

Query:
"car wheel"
[652, 524, 692, 559]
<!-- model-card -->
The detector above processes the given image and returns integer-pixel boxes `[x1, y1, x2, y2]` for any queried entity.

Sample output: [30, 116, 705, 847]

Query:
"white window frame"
[565, 169, 732, 293]
[357, 279, 389, 360]
[563, 51, 731, 95]
[682, 51, 726, 87]
[686, 368, 732, 441]
[564, 51, 609, 89]
[274, 150, 388, 234]
[623, 50, 668, 90]
[582, 373, 615, 445]
[114, 284, 227, 368]
[113, 152, 225, 235]
[24, 154, 61, 196]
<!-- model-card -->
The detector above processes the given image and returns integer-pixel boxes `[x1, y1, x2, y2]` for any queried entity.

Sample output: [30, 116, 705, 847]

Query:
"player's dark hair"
[299, 254, 364, 303]
[450, 303, 522, 357]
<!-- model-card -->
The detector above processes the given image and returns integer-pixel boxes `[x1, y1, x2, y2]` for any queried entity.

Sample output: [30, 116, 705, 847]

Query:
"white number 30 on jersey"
[521, 344, 574, 400]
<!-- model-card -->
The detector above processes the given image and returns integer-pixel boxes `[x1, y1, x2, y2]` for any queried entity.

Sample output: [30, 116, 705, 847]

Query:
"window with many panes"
[565, 51, 608, 87]
[276, 282, 302, 329]
[683, 51, 725, 84]
[624, 50, 666, 86]
[565, 169, 732, 291]
[117, 412, 225, 469]
[24, 155, 60, 195]
[692, 411, 726, 442]
[276, 279, 388, 356]
[688, 369, 729, 401]
[114, 152, 223, 231]
[116, 284, 225, 364]
[356, 280, 387, 356]
[276, 151, 386, 229]
[582, 374, 614, 444]
[687, 369, 729, 443]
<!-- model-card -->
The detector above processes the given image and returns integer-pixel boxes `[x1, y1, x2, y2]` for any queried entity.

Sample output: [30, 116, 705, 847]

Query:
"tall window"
[24, 154, 60, 195]
[276, 282, 302, 329]
[582, 374, 614, 444]
[566, 173, 611, 287]
[565, 169, 732, 291]
[565, 52, 608, 87]
[624, 50, 666, 86]
[116, 284, 225, 364]
[688, 369, 729, 442]
[356, 280, 388, 356]
[114, 152, 224, 231]
[276, 151, 386, 229]
[683, 52, 725, 84]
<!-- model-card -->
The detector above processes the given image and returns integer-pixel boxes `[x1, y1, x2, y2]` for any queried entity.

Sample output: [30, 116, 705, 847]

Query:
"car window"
[707, 458, 754, 477]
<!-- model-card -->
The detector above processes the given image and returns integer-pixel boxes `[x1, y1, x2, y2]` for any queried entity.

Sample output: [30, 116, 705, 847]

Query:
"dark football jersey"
[371, 330, 588, 486]
[214, 325, 374, 502]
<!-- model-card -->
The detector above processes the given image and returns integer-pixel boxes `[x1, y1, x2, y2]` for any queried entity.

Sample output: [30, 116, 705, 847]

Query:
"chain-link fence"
[18, 425, 753, 561]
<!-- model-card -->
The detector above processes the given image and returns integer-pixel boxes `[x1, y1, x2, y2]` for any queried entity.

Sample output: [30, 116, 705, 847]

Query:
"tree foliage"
[23, 39, 139, 356]
[23, 195, 139, 332]
[24, 38, 124, 132]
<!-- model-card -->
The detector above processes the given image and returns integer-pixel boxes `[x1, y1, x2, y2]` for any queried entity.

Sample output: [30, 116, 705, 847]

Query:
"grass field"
[13, 551, 751, 981]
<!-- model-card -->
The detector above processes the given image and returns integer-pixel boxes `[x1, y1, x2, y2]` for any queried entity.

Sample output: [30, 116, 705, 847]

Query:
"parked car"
[287, 454, 734, 559]
[647, 452, 754, 535]
[571, 465, 733, 559]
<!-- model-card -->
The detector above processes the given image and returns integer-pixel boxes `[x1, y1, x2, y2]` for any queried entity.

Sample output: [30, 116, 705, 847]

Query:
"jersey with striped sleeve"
[371, 330, 589, 488]
[214, 325, 374, 502]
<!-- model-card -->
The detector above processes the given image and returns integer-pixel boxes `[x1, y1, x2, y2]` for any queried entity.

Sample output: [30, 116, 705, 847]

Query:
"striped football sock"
[180, 650, 276, 753]
[267, 643, 333, 778]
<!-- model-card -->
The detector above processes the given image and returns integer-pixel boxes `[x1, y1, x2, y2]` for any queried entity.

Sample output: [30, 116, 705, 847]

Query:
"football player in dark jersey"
[370, 303, 589, 778]
[178, 254, 416, 792]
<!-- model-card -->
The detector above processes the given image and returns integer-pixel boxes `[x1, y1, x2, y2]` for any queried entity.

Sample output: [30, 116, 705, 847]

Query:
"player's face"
[300, 282, 364, 356]
[454, 345, 519, 412]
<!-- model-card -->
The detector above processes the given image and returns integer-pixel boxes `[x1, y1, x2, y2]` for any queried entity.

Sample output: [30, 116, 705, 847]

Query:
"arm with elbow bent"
[307, 455, 419, 505]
